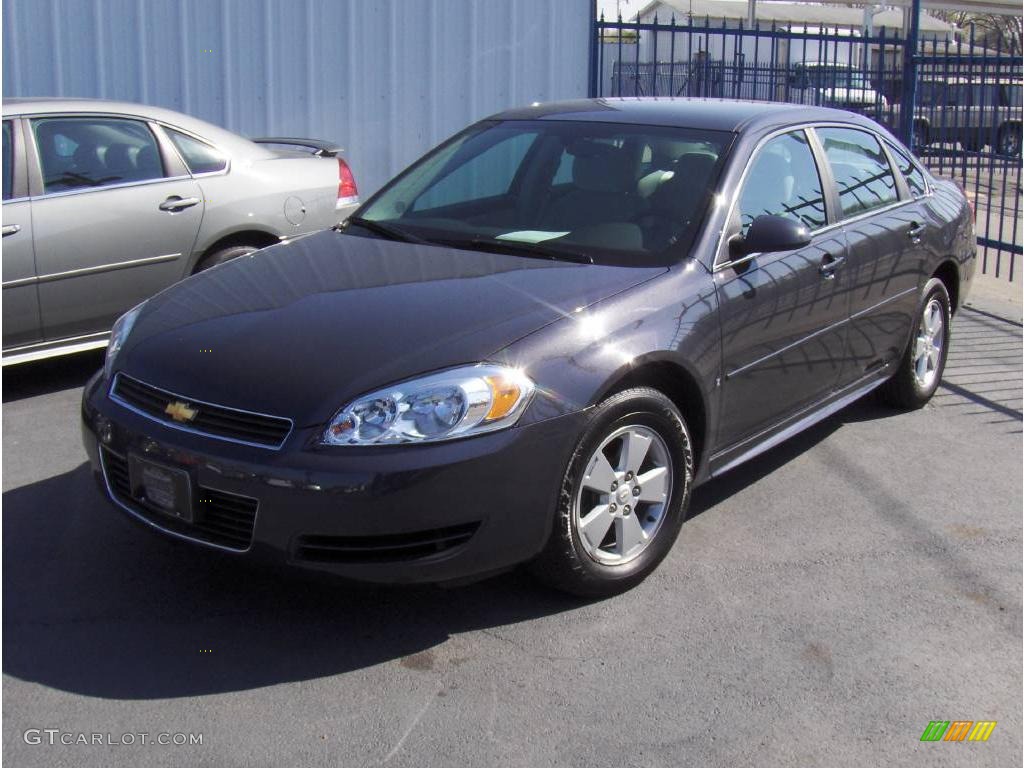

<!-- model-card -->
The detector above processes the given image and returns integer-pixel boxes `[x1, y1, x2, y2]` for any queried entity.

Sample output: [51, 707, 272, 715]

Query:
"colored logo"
[164, 400, 199, 423]
[920, 721, 996, 742]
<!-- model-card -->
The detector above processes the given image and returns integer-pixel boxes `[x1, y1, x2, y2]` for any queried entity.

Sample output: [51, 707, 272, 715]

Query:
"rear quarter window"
[886, 141, 928, 199]
[166, 128, 228, 175]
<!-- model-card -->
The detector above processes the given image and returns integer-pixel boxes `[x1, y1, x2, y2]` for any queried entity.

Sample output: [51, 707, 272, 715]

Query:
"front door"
[714, 128, 851, 450]
[27, 115, 204, 341]
[2, 118, 41, 350]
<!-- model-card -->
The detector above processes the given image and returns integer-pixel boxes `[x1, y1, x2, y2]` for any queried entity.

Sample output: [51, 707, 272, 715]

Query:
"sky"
[596, 0, 645, 21]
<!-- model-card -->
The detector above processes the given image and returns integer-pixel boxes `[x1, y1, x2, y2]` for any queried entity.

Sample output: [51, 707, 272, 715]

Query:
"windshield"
[354, 120, 730, 265]
[807, 68, 869, 90]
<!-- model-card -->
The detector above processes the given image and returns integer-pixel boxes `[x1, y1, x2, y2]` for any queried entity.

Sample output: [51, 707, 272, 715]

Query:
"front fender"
[494, 263, 721, 451]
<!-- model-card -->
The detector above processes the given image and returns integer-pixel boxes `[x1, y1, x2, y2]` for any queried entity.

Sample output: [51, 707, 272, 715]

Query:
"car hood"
[119, 230, 666, 427]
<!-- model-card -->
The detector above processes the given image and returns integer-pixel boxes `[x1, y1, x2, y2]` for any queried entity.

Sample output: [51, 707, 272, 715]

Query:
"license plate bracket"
[128, 454, 193, 523]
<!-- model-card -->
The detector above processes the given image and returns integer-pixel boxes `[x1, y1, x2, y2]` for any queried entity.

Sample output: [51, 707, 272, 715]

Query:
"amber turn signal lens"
[483, 375, 523, 421]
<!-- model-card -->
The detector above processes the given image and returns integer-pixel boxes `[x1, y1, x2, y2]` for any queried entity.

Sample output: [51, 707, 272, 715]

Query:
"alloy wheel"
[912, 298, 944, 390]
[573, 424, 674, 566]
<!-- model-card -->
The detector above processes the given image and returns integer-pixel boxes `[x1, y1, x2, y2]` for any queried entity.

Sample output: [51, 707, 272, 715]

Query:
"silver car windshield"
[356, 120, 730, 264]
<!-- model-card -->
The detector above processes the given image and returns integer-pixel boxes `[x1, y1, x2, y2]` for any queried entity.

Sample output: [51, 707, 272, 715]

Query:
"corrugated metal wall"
[2, 0, 592, 195]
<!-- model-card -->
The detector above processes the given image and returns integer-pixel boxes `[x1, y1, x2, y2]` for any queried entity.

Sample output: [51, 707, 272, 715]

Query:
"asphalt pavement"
[2, 285, 1021, 768]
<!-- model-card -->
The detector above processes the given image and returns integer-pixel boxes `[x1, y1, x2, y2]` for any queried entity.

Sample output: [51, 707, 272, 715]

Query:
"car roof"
[489, 97, 885, 135]
[2, 97, 268, 157]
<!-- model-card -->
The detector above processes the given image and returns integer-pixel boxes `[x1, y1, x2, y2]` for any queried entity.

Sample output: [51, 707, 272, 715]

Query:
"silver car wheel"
[573, 424, 674, 566]
[913, 298, 944, 390]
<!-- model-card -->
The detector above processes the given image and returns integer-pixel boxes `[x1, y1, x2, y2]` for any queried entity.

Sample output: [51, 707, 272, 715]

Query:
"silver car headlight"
[320, 365, 535, 446]
[104, 304, 143, 380]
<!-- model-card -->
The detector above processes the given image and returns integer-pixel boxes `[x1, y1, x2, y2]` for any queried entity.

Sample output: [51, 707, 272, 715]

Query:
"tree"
[932, 11, 1023, 54]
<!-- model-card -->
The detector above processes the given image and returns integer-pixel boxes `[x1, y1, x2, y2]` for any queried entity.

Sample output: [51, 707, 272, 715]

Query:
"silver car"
[2, 97, 360, 364]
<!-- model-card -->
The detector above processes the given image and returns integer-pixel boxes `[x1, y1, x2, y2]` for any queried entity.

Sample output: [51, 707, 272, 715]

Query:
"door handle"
[819, 254, 846, 279]
[1, 224, 21, 237]
[907, 222, 925, 242]
[159, 196, 201, 212]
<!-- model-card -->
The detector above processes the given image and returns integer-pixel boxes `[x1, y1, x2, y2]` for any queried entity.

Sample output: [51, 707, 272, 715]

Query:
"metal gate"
[591, 14, 1021, 281]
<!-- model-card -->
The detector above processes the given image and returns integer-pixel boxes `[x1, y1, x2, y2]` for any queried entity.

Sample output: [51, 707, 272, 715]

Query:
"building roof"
[491, 97, 885, 135]
[633, 0, 954, 33]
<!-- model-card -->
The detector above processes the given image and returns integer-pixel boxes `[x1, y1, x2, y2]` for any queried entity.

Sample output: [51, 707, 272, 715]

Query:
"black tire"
[193, 244, 260, 273]
[996, 123, 1022, 158]
[912, 122, 930, 153]
[878, 278, 951, 409]
[529, 387, 694, 597]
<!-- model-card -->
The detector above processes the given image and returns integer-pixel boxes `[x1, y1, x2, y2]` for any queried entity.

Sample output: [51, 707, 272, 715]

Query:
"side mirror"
[729, 215, 811, 258]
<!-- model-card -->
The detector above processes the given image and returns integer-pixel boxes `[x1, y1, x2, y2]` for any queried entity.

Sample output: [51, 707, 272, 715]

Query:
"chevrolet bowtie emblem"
[164, 400, 198, 423]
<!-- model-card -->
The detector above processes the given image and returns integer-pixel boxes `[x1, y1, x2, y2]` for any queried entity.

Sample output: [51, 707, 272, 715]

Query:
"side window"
[32, 117, 165, 194]
[886, 141, 927, 199]
[2, 121, 13, 200]
[166, 128, 227, 174]
[817, 127, 899, 217]
[413, 131, 538, 212]
[737, 130, 826, 234]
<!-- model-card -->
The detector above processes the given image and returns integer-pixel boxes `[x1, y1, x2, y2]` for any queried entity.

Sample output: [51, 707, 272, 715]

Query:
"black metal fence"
[592, 15, 1022, 281]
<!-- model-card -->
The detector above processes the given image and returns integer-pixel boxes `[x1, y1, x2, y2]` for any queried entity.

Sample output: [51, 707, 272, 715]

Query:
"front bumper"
[81, 371, 585, 584]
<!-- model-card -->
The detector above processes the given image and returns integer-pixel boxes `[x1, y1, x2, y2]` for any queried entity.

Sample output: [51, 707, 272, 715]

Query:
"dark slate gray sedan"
[81, 99, 976, 596]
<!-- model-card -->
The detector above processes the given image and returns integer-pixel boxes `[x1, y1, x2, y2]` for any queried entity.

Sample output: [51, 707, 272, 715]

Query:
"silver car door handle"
[907, 222, 925, 242]
[159, 196, 201, 212]
[1, 224, 21, 237]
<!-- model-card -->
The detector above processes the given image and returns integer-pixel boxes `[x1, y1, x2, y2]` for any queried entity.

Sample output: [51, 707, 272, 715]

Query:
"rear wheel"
[193, 244, 260, 273]
[878, 278, 951, 409]
[529, 387, 693, 597]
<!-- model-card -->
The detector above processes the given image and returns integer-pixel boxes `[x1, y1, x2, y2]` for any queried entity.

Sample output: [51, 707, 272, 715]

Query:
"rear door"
[27, 114, 205, 341]
[714, 128, 852, 449]
[814, 127, 922, 383]
[2, 118, 41, 349]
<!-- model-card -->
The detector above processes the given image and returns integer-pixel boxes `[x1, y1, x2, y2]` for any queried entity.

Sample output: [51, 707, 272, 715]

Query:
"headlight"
[104, 304, 143, 380]
[320, 364, 535, 446]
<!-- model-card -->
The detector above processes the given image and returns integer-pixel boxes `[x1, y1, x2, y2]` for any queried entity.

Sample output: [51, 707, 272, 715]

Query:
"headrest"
[750, 151, 791, 182]
[674, 152, 716, 180]
[71, 143, 105, 171]
[135, 145, 163, 176]
[567, 140, 632, 193]
[104, 143, 137, 174]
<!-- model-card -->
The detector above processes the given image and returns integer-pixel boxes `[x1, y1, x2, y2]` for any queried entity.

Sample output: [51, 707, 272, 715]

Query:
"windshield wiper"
[461, 238, 593, 265]
[338, 216, 426, 244]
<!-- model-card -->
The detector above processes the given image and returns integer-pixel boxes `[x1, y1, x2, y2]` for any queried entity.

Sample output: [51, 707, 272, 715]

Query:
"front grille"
[102, 447, 258, 551]
[294, 523, 480, 564]
[112, 374, 292, 449]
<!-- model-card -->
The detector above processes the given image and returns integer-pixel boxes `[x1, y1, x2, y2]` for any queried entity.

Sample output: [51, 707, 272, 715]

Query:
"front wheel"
[529, 387, 693, 597]
[878, 278, 951, 409]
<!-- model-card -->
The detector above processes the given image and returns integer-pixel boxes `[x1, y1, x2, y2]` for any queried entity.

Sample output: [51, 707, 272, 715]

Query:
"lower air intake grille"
[295, 523, 480, 564]
[101, 447, 258, 551]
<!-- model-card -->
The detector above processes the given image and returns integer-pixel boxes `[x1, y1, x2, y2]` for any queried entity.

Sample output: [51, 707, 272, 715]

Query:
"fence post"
[899, 0, 921, 146]
[588, 4, 599, 97]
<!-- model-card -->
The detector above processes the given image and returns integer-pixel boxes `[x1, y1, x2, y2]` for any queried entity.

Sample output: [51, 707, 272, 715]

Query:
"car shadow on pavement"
[2, 462, 591, 700]
[2, 351, 104, 403]
[2, 402, 879, 701]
